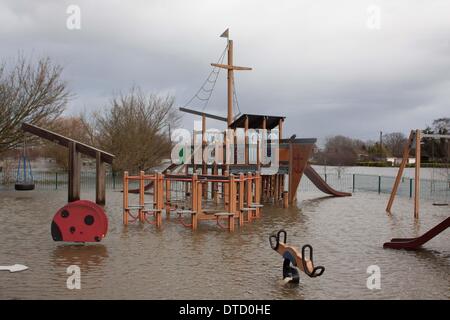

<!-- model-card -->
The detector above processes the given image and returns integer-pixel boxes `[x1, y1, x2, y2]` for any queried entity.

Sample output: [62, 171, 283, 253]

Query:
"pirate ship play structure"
[122, 29, 350, 231]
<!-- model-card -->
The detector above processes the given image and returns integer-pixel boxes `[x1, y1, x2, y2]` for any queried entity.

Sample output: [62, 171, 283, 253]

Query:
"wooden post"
[156, 173, 164, 227]
[258, 117, 267, 172]
[246, 172, 253, 222]
[68, 141, 80, 203]
[224, 171, 230, 211]
[279, 175, 284, 202]
[386, 130, 415, 213]
[229, 174, 236, 231]
[238, 173, 244, 226]
[278, 119, 283, 142]
[255, 171, 261, 217]
[244, 116, 249, 164]
[227, 39, 234, 127]
[196, 180, 202, 229]
[213, 163, 219, 203]
[282, 191, 289, 208]
[256, 133, 260, 171]
[95, 151, 106, 205]
[274, 174, 280, 203]
[191, 174, 198, 230]
[185, 164, 189, 195]
[276, 119, 284, 204]
[123, 171, 129, 225]
[414, 129, 421, 219]
[202, 113, 208, 199]
[165, 178, 171, 218]
[139, 171, 145, 223]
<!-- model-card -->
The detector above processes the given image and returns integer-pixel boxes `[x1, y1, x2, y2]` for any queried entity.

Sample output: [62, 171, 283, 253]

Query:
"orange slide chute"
[303, 164, 351, 197]
[383, 216, 449, 250]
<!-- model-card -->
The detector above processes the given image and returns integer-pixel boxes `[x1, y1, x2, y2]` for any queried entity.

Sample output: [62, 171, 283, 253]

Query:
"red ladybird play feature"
[51, 200, 108, 242]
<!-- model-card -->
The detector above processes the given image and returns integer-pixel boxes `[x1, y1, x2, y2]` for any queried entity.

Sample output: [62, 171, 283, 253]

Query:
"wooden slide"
[303, 164, 352, 197]
[383, 216, 450, 250]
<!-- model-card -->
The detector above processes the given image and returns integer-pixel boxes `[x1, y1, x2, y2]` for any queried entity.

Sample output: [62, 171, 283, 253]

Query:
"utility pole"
[379, 131, 383, 159]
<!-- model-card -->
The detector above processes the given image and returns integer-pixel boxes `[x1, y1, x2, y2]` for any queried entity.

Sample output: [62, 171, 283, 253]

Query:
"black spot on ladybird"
[84, 215, 95, 226]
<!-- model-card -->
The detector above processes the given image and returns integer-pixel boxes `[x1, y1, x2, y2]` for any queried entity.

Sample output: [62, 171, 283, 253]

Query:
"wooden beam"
[210, 63, 252, 71]
[244, 115, 249, 164]
[68, 141, 81, 203]
[386, 130, 415, 213]
[202, 113, 207, 198]
[227, 40, 234, 127]
[96, 151, 106, 205]
[179, 107, 227, 122]
[414, 129, 421, 219]
[22, 122, 114, 164]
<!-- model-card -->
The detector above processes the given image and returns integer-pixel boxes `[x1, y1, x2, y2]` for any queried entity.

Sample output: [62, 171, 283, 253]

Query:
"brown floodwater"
[0, 188, 448, 299]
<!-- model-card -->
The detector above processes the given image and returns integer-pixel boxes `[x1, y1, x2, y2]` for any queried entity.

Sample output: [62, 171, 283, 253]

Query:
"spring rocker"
[269, 230, 325, 283]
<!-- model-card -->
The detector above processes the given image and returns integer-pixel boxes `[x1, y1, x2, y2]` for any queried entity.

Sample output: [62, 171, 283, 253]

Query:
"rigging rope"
[232, 75, 241, 118]
[182, 44, 228, 112]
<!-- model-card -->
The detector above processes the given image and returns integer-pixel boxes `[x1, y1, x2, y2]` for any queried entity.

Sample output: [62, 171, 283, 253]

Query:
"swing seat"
[14, 182, 35, 191]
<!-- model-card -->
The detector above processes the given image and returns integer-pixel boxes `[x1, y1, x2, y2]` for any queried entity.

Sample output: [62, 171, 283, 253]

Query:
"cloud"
[0, 0, 449, 143]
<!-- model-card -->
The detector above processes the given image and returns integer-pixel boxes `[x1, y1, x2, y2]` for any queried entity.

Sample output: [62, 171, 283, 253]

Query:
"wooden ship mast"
[180, 29, 350, 206]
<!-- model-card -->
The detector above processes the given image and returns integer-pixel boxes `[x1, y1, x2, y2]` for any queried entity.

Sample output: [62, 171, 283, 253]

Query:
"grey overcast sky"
[1, 0, 449, 144]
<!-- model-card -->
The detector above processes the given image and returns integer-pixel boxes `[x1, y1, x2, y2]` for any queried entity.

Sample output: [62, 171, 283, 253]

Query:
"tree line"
[314, 118, 450, 166]
[0, 55, 179, 173]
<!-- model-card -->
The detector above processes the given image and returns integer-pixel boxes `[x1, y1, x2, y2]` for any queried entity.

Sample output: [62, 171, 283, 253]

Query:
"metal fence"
[0, 170, 124, 190]
[298, 172, 450, 203]
[1, 170, 449, 203]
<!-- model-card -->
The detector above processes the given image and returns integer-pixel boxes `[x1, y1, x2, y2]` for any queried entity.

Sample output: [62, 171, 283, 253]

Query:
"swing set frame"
[386, 129, 450, 219]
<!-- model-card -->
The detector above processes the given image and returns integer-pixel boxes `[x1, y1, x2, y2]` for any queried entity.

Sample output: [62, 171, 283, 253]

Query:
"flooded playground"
[0, 187, 448, 300]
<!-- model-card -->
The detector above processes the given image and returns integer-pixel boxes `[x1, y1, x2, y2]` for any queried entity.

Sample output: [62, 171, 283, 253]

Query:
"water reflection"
[51, 244, 109, 270]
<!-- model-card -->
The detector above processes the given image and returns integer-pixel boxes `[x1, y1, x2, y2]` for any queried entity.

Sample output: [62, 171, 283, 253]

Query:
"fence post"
[378, 176, 381, 194]
[324, 173, 327, 183]
[352, 174, 355, 192]
[55, 172, 58, 190]
[112, 171, 116, 190]
[409, 178, 413, 198]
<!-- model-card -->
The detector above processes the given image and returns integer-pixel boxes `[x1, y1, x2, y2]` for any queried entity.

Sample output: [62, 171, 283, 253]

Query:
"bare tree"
[43, 116, 94, 169]
[93, 87, 179, 172]
[383, 132, 407, 157]
[0, 55, 70, 154]
[432, 118, 450, 134]
[318, 135, 361, 166]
